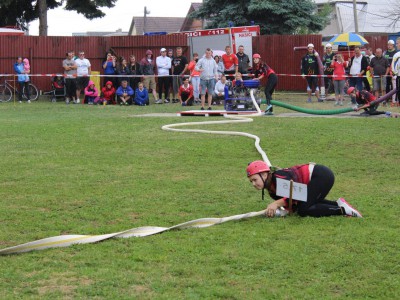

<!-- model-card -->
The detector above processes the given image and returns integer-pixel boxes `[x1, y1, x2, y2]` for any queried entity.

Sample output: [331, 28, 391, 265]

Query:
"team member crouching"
[246, 160, 362, 218]
[347, 87, 386, 116]
[178, 77, 194, 106]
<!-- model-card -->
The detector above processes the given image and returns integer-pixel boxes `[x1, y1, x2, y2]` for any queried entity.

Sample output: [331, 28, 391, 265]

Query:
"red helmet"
[252, 53, 261, 59]
[347, 87, 355, 95]
[246, 160, 270, 177]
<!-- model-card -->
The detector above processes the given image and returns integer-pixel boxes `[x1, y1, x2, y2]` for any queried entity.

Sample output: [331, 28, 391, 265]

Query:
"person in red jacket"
[178, 77, 194, 106]
[246, 160, 362, 218]
[97, 81, 115, 105]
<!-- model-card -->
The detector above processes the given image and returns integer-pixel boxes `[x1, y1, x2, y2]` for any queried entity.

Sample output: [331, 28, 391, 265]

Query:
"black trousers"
[264, 73, 277, 105]
[158, 76, 170, 100]
[297, 165, 343, 217]
[65, 78, 76, 99]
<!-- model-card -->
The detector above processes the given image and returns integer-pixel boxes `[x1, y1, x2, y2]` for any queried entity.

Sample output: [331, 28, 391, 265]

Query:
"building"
[315, 0, 400, 36]
[180, 2, 205, 32]
[72, 29, 128, 36]
[128, 17, 185, 35]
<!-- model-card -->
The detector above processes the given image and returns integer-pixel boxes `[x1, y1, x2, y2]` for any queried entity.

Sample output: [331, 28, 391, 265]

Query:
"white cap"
[160, 47, 167, 52]
[307, 43, 314, 48]
[325, 43, 332, 48]
[388, 40, 395, 45]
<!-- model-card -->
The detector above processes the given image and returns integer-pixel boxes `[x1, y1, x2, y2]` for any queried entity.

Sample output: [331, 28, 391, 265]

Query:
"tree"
[0, 0, 117, 36]
[190, 0, 330, 35]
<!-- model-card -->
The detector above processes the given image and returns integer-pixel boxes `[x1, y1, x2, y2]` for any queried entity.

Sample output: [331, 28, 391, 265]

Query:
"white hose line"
[0, 89, 272, 255]
[0, 210, 267, 255]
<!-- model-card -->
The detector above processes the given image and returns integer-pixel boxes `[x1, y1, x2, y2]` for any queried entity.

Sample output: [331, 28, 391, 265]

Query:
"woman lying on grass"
[246, 160, 363, 218]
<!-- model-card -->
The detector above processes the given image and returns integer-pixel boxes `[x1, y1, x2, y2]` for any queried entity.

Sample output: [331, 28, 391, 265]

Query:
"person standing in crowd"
[140, 49, 159, 103]
[236, 45, 250, 80]
[330, 53, 348, 106]
[115, 57, 130, 86]
[188, 52, 201, 104]
[322, 43, 335, 94]
[221, 45, 238, 77]
[301, 44, 321, 103]
[171, 47, 188, 103]
[252, 53, 277, 115]
[156, 47, 171, 104]
[391, 37, 400, 107]
[13, 56, 30, 103]
[348, 46, 368, 93]
[246, 160, 362, 218]
[178, 77, 194, 106]
[195, 48, 218, 110]
[383, 40, 398, 105]
[63, 51, 77, 104]
[167, 49, 174, 102]
[102, 52, 116, 87]
[364, 47, 375, 92]
[75, 51, 91, 104]
[214, 55, 224, 78]
[128, 54, 141, 91]
[370, 48, 390, 99]
[116, 79, 134, 105]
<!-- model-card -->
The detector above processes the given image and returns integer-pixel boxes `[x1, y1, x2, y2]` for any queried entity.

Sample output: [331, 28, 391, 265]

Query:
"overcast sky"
[28, 0, 199, 36]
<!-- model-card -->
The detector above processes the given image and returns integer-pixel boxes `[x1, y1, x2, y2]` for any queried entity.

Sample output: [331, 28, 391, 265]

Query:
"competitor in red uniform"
[221, 45, 238, 77]
[178, 77, 194, 106]
[252, 53, 277, 115]
[347, 87, 386, 115]
[246, 160, 362, 218]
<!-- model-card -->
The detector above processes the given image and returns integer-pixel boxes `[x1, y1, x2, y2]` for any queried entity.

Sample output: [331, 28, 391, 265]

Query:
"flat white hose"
[0, 89, 273, 255]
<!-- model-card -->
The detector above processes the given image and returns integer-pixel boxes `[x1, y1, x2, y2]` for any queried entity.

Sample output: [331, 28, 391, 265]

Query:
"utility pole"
[353, 0, 359, 33]
[143, 6, 150, 35]
[38, 0, 48, 36]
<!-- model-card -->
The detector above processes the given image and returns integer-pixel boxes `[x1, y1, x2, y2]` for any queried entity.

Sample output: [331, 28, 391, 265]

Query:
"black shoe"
[208, 107, 212, 110]
[200, 107, 204, 110]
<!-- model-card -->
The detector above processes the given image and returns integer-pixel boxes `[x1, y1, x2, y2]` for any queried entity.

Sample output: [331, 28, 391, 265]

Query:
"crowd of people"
[304, 38, 400, 107]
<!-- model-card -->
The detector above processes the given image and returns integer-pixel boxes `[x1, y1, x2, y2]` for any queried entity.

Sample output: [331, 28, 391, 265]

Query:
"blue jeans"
[200, 78, 215, 95]
[349, 77, 363, 91]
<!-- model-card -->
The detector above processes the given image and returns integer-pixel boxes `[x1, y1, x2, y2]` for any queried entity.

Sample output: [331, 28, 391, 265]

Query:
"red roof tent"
[0, 27, 25, 36]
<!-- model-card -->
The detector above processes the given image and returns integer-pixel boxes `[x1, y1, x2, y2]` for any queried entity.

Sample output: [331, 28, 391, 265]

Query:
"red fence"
[0, 34, 389, 92]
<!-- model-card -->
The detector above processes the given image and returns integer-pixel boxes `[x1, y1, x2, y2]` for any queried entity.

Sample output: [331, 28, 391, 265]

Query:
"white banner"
[276, 178, 308, 202]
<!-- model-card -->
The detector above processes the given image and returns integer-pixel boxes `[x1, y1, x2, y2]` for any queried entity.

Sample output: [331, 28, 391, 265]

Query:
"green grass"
[0, 96, 399, 299]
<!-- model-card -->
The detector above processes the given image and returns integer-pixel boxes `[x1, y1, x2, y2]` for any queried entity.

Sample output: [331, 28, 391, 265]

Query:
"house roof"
[316, 0, 400, 34]
[180, 2, 204, 32]
[129, 17, 185, 35]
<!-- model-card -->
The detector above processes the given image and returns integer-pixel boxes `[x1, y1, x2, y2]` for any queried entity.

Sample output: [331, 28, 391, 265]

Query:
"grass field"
[0, 95, 399, 299]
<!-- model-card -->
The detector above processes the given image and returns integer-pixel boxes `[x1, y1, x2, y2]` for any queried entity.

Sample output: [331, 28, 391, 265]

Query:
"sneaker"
[200, 107, 205, 110]
[208, 107, 212, 110]
[318, 98, 324, 102]
[264, 111, 274, 116]
[65, 98, 70, 104]
[125, 102, 129, 105]
[266, 104, 273, 112]
[339, 101, 343, 106]
[27, 100, 31, 103]
[164, 99, 169, 103]
[120, 102, 123, 106]
[337, 198, 362, 217]
[307, 98, 312, 103]
[155, 99, 163, 104]
[334, 101, 339, 106]
[19, 101, 22, 103]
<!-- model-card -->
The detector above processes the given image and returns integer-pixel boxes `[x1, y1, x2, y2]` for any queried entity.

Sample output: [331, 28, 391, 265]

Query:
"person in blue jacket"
[116, 80, 134, 105]
[14, 56, 31, 103]
[134, 82, 149, 106]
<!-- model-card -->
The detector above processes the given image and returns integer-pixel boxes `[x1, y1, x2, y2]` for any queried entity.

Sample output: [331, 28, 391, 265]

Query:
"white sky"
[28, 0, 199, 36]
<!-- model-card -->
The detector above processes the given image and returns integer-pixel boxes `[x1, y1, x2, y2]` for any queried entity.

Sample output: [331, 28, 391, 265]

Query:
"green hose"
[266, 100, 354, 115]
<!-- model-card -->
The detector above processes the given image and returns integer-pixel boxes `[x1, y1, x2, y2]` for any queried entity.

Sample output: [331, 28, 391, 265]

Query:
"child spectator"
[96, 81, 115, 105]
[84, 80, 99, 105]
[116, 80, 134, 105]
[134, 82, 149, 106]
[178, 77, 194, 106]
[23, 58, 30, 82]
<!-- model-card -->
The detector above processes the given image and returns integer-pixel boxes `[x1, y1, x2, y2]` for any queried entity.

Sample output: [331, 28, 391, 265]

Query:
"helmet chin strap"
[259, 173, 267, 201]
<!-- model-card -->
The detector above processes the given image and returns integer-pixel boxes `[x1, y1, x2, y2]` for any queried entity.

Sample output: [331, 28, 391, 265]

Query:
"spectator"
[195, 48, 218, 110]
[84, 80, 99, 105]
[246, 160, 362, 218]
[63, 51, 77, 104]
[116, 80, 134, 105]
[330, 53, 348, 106]
[301, 43, 321, 102]
[322, 43, 335, 94]
[236, 45, 250, 79]
[22, 58, 30, 82]
[75, 51, 91, 104]
[96, 81, 115, 105]
[370, 48, 390, 99]
[102, 52, 116, 87]
[171, 47, 188, 103]
[134, 82, 149, 106]
[253, 53, 278, 115]
[364, 47, 375, 92]
[13, 56, 30, 103]
[178, 77, 194, 106]
[128, 54, 141, 91]
[221, 45, 238, 78]
[115, 57, 130, 86]
[383, 40, 398, 104]
[188, 52, 201, 104]
[156, 47, 171, 104]
[348, 46, 368, 93]
[214, 55, 224, 78]
[391, 37, 400, 106]
[167, 49, 174, 101]
[213, 74, 228, 105]
[140, 49, 159, 103]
